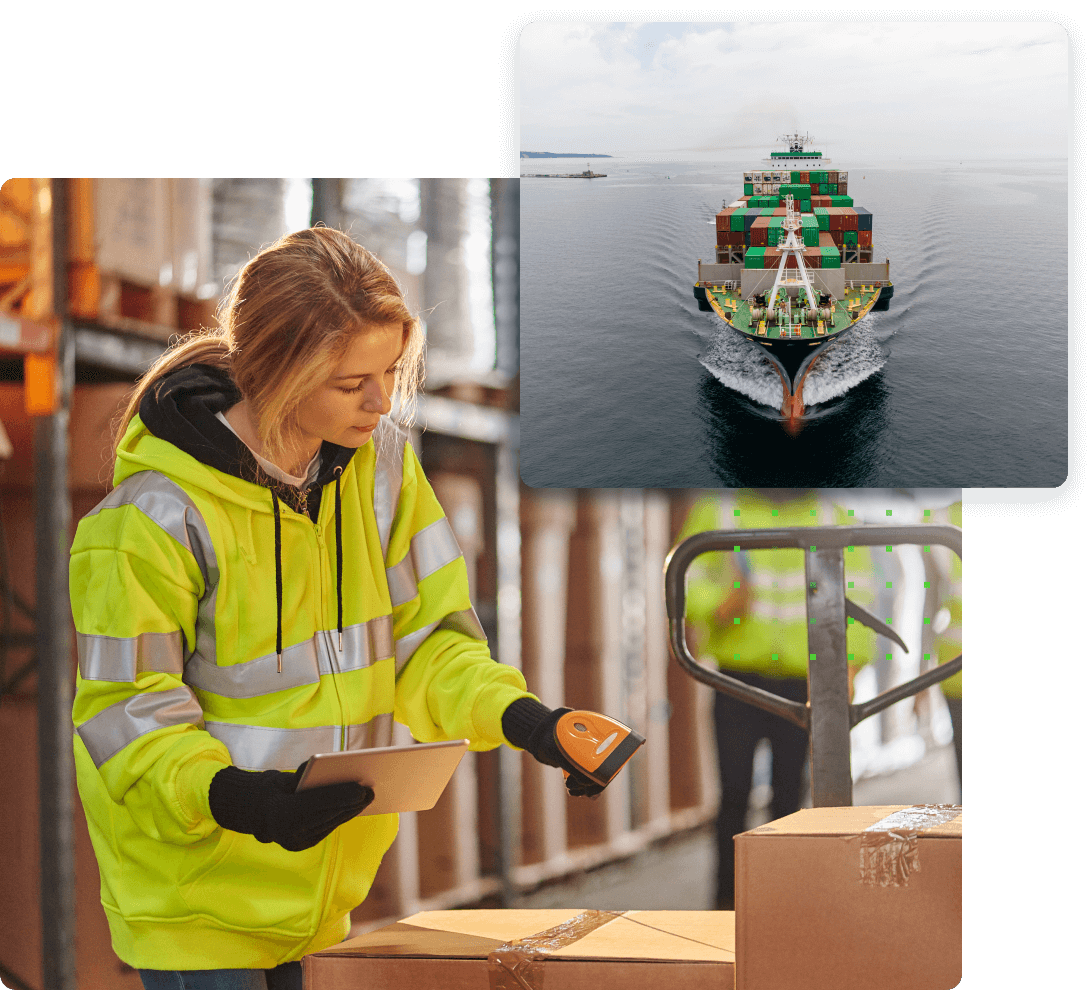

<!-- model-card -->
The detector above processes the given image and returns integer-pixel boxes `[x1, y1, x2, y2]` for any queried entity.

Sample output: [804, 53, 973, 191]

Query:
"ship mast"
[765, 194, 819, 324]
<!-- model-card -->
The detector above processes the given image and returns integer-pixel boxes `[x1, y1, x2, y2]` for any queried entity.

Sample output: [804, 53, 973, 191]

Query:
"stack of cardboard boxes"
[302, 805, 961, 989]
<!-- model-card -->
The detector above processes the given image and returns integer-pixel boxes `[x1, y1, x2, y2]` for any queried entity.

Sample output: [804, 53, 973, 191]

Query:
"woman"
[70, 227, 604, 990]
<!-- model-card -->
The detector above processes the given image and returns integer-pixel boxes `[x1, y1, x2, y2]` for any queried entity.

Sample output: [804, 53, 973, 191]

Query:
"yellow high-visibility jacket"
[70, 365, 531, 970]
[677, 491, 877, 677]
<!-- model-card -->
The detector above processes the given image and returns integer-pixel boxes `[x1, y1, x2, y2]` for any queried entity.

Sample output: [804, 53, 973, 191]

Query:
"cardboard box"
[93, 178, 170, 286]
[304, 909, 736, 990]
[735, 805, 961, 989]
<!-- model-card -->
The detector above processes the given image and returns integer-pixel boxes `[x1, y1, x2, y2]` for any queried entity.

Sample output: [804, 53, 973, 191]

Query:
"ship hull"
[694, 282, 893, 394]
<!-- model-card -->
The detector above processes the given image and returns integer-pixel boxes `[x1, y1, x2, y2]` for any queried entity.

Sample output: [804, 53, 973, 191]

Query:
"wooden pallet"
[68, 264, 218, 342]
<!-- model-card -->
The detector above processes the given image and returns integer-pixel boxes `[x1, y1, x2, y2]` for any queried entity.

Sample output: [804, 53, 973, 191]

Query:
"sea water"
[519, 156, 1067, 488]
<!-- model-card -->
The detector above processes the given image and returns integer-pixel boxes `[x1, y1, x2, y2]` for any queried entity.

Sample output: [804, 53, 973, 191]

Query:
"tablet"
[294, 740, 470, 816]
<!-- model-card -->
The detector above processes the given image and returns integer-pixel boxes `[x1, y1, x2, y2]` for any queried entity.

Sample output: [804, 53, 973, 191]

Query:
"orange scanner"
[554, 710, 646, 789]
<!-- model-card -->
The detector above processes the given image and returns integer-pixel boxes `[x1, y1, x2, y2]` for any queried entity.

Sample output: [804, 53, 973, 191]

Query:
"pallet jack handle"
[663, 525, 962, 807]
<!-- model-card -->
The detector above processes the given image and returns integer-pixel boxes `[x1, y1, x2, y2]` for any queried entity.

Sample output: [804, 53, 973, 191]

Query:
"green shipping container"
[760, 208, 775, 217]
[791, 170, 800, 183]
[814, 207, 830, 231]
[830, 195, 854, 208]
[731, 211, 745, 232]
[801, 199, 811, 213]
[844, 231, 858, 247]
[821, 247, 841, 268]
[768, 220, 784, 244]
[744, 183, 754, 195]
[818, 183, 828, 195]
[744, 246, 765, 268]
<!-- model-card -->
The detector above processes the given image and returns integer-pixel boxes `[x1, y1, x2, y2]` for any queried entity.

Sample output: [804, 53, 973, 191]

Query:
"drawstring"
[334, 467, 344, 651]
[271, 490, 283, 673]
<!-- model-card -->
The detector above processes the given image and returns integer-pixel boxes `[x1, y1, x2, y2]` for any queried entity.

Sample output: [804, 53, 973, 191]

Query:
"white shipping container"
[744, 172, 755, 183]
[839, 171, 849, 182]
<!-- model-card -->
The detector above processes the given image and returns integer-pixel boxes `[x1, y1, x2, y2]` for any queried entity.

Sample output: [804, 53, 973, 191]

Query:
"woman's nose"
[361, 377, 391, 414]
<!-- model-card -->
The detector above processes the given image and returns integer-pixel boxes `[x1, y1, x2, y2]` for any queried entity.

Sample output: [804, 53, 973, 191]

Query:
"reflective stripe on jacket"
[70, 414, 530, 970]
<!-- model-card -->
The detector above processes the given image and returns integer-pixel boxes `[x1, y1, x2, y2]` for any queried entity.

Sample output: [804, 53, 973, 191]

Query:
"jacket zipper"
[312, 487, 347, 752]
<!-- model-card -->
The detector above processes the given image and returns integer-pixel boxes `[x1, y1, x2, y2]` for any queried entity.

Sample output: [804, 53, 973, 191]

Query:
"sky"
[519, 20, 1070, 160]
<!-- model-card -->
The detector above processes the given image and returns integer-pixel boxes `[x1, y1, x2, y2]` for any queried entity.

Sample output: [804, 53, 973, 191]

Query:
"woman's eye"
[341, 384, 364, 395]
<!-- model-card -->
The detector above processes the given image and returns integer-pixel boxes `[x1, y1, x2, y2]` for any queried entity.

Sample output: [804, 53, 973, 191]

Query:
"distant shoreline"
[520, 151, 613, 158]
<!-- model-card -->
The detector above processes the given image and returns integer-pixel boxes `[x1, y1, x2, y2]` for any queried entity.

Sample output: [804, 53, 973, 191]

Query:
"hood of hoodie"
[117, 363, 358, 518]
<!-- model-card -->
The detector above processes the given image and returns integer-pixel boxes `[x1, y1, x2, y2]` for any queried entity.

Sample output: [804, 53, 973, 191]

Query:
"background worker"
[677, 489, 876, 910]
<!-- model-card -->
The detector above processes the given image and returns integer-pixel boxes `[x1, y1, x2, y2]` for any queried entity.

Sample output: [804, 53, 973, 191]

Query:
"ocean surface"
[519, 156, 1067, 488]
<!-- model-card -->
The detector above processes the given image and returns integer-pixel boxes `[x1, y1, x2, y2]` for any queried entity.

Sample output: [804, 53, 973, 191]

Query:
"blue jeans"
[137, 961, 302, 990]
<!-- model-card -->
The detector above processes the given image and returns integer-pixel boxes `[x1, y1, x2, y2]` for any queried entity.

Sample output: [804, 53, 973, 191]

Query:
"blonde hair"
[112, 227, 424, 464]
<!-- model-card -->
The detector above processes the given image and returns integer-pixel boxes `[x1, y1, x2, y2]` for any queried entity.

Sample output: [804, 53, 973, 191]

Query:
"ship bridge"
[763, 131, 830, 167]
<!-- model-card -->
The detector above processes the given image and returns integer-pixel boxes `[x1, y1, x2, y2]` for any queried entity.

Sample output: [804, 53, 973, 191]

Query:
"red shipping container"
[838, 183, 848, 195]
[841, 209, 858, 228]
[773, 207, 787, 216]
[858, 230, 872, 247]
[828, 171, 839, 184]
[750, 217, 769, 247]
[804, 253, 822, 269]
[819, 231, 835, 248]
[800, 172, 810, 183]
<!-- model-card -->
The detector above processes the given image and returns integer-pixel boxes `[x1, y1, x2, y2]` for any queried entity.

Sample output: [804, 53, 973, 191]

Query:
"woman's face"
[294, 322, 406, 449]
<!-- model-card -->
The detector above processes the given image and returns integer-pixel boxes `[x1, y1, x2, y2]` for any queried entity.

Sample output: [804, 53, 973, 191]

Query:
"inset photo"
[518, 21, 1068, 488]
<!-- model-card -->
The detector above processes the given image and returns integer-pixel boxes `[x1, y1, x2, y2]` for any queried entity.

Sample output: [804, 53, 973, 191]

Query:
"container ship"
[693, 134, 893, 419]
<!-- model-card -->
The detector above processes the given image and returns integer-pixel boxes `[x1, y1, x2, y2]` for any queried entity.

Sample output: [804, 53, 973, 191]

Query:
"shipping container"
[800, 171, 810, 183]
[744, 172, 756, 183]
[744, 209, 761, 231]
[731, 210, 746, 232]
[828, 171, 839, 184]
[814, 210, 830, 233]
[791, 170, 800, 183]
[858, 230, 872, 248]
[821, 246, 841, 268]
[750, 217, 770, 247]
[853, 207, 873, 230]
[762, 171, 774, 182]
[844, 230, 858, 247]
[838, 183, 849, 196]
[744, 246, 765, 268]
[800, 199, 811, 213]
[838, 171, 848, 182]
[744, 183, 754, 196]
[760, 208, 776, 217]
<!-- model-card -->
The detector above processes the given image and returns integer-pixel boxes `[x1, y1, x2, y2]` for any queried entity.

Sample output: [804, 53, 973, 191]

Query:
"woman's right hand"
[208, 763, 373, 852]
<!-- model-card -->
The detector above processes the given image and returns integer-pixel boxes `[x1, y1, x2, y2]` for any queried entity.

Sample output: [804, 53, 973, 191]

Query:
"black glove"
[209, 762, 374, 852]
[501, 698, 602, 798]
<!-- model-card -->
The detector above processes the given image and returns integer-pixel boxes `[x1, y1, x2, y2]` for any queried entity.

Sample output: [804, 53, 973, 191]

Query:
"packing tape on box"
[487, 910, 623, 989]
[855, 805, 962, 889]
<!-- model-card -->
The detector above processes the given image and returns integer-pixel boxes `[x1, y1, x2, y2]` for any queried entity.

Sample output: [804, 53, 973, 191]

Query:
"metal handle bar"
[663, 525, 962, 807]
